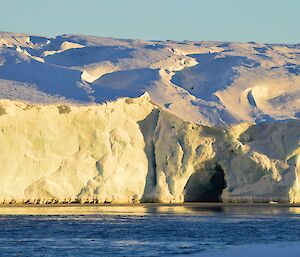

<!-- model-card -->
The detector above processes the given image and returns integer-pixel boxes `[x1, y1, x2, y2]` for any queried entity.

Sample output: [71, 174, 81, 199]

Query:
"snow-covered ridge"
[0, 95, 299, 204]
[1, 32, 299, 126]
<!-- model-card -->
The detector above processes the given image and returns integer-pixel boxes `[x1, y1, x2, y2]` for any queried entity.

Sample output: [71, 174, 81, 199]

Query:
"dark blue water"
[0, 204, 300, 257]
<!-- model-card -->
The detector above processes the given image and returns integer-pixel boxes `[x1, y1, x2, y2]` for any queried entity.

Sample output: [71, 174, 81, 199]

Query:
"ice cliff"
[0, 94, 299, 204]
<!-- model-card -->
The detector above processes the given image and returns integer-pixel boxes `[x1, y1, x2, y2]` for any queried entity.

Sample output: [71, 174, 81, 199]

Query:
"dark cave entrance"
[184, 163, 227, 202]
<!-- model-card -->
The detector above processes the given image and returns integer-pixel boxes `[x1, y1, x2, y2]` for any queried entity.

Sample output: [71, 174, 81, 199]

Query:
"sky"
[1, 0, 300, 43]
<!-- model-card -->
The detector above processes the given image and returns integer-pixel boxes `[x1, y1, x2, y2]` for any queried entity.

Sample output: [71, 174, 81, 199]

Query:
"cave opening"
[184, 163, 227, 202]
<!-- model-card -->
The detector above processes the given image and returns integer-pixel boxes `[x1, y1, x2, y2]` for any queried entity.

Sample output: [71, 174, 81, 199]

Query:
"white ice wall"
[0, 95, 299, 204]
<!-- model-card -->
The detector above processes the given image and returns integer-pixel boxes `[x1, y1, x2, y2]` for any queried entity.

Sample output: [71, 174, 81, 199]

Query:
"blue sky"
[1, 0, 300, 43]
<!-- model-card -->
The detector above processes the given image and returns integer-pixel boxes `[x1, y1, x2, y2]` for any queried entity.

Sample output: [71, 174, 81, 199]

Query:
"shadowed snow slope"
[1, 32, 300, 126]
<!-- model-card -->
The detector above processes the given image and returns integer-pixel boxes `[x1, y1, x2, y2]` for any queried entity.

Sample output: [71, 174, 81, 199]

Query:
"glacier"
[0, 32, 300, 203]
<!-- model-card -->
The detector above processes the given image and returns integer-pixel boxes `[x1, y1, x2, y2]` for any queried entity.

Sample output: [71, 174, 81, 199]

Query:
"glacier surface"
[1, 32, 300, 126]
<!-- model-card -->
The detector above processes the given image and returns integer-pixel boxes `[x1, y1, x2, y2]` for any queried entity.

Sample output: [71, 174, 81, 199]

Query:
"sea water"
[0, 204, 300, 257]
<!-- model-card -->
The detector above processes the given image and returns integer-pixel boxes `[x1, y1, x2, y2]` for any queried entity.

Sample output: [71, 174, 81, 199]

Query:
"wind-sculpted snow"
[1, 32, 300, 126]
[0, 95, 299, 204]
